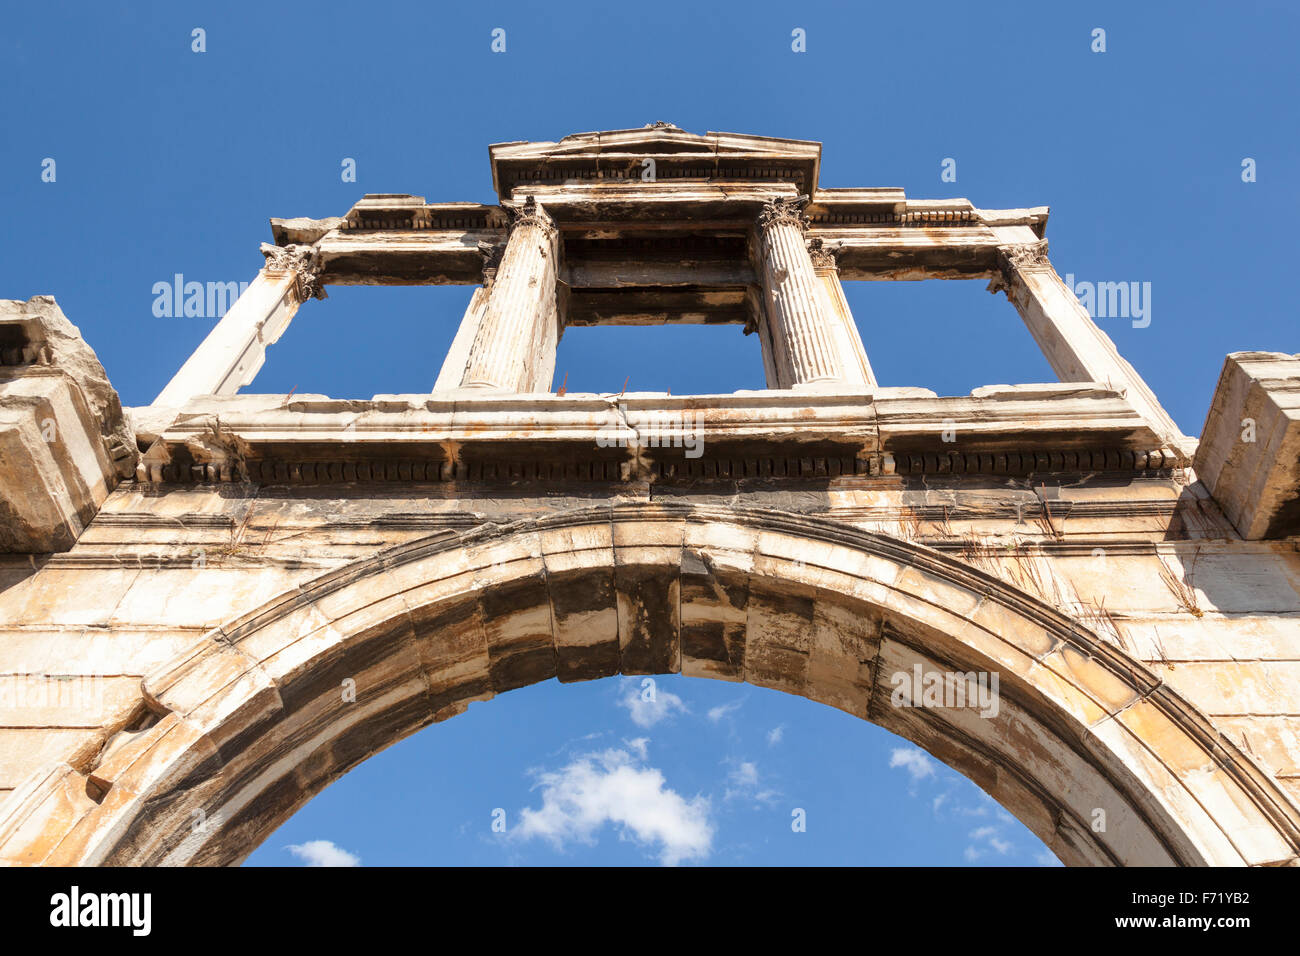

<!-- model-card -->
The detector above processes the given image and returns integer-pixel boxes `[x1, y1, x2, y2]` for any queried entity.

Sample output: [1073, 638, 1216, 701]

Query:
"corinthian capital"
[504, 196, 558, 239]
[259, 242, 327, 300]
[997, 241, 1050, 273]
[806, 237, 841, 271]
[758, 196, 810, 233]
[477, 239, 507, 287]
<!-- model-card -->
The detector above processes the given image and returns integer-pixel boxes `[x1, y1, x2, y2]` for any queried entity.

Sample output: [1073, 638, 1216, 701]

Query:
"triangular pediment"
[490, 124, 822, 200]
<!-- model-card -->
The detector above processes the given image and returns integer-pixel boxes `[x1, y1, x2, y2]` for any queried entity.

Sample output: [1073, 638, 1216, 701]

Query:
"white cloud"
[286, 840, 360, 867]
[966, 825, 1014, 859]
[707, 699, 743, 722]
[617, 679, 688, 728]
[766, 725, 785, 746]
[514, 747, 714, 866]
[624, 736, 650, 760]
[723, 759, 780, 806]
[888, 746, 936, 782]
[729, 761, 759, 788]
[931, 793, 948, 815]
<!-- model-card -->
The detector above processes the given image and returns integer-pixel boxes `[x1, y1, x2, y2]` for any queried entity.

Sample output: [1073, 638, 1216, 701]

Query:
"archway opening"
[14, 505, 1295, 867]
[243, 674, 1058, 866]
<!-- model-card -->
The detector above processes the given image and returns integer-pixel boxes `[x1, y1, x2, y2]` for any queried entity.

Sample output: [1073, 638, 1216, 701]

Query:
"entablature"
[288, 189, 1048, 287]
[131, 384, 1181, 486]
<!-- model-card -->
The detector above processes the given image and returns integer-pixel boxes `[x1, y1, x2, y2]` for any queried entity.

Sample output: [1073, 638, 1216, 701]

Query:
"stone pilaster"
[990, 240, 1187, 456]
[152, 243, 325, 407]
[755, 198, 842, 388]
[433, 241, 507, 392]
[433, 288, 490, 391]
[461, 199, 561, 392]
[808, 238, 876, 389]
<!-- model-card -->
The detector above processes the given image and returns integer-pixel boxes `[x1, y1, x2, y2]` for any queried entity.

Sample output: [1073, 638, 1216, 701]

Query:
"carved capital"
[990, 241, 1051, 303]
[259, 242, 327, 301]
[997, 241, 1051, 273]
[504, 196, 558, 240]
[806, 237, 841, 272]
[757, 197, 809, 233]
[477, 240, 507, 287]
[986, 272, 1010, 300]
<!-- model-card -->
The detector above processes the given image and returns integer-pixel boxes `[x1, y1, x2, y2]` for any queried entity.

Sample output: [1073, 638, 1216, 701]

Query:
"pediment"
[490, 124, 822, 200]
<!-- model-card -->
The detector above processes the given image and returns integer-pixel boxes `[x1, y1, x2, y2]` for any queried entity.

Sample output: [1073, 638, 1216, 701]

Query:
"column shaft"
[756, 200, 843, 387]
[434, 287, 490, 391]
[152, 244, 321, 406]
[810, 242, 876, 389]
[461, 201, 560, 392]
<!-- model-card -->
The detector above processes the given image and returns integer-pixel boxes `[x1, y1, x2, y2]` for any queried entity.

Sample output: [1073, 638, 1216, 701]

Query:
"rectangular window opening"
[253, 285, 472, 399]
[552, 323, 766, 396]
[841, 279, 1057, 397]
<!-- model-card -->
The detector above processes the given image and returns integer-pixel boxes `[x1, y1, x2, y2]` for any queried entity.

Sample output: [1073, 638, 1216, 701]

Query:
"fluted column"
[808, 238, 876, 389]
[153, 243, 324, 406]
[461, 198, 560, 392]
[433, 241, 503, 391]
[434, 287, 490, 391]
[755, 198, 842, 388]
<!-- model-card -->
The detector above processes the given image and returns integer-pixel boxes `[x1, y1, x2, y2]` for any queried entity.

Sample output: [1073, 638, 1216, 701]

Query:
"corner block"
[1194, 351, 1300, 539]
[0, 297, 137, 552]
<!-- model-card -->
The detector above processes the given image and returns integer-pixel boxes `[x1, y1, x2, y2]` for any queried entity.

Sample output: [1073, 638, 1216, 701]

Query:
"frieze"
[134, 446, 1180, 485]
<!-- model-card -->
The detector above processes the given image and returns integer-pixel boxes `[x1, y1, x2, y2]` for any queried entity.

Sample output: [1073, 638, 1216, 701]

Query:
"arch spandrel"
[2, 504, 1298, 868]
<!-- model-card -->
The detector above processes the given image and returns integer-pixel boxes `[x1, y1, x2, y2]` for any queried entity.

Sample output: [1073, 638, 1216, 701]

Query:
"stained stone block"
[548, 568, 620, 682]
[679, 552, 749, 682]
[615, 564, 680, 675]
[480, 576, 557, 691]
[1194, 352, 1300, 539]
[0, 297, 135, 553]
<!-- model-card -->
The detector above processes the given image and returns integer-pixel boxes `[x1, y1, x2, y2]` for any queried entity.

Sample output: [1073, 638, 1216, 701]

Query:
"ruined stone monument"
[1, 125, 1298, 866]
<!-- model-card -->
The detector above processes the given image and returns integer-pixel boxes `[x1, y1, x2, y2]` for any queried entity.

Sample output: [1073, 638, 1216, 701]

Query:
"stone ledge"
[127, 385, 1180, 485]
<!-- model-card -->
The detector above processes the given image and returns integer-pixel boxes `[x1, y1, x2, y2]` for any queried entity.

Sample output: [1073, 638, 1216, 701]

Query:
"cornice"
[127, 388, 1183, 486]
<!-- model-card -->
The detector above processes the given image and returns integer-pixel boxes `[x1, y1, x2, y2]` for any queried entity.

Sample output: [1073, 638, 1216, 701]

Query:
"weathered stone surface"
[755, 198, 843, 388]
[0, 499, 1297, 867]
[1, 126, 1297, 869]
[0, 297, 135, 552]
[1194, 351, 1300, 539]
[460, 198, 561, 392]
[151, 265, 310, 407]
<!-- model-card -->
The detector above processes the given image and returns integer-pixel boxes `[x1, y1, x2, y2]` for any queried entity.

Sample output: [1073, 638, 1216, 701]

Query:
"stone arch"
[4, 503, 1298, 866]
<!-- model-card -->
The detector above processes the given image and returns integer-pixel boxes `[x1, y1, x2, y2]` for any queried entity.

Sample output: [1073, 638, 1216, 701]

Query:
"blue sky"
[251, 677, 1047, 867]
[2, 1, 1295, 865]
